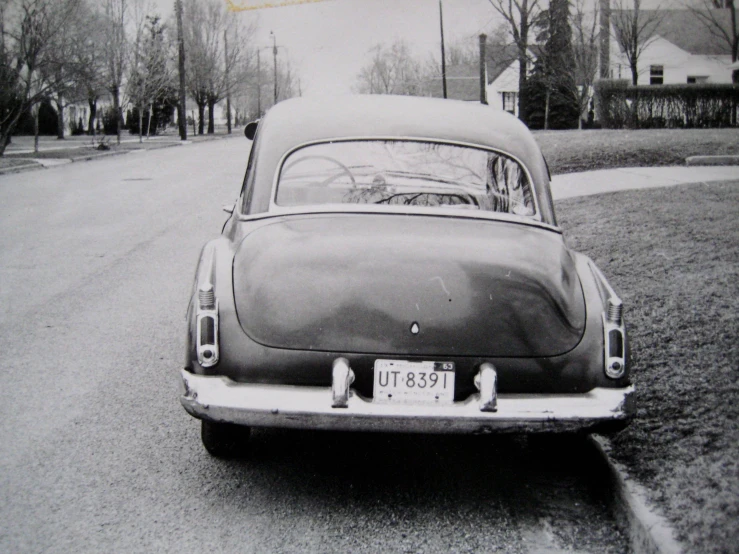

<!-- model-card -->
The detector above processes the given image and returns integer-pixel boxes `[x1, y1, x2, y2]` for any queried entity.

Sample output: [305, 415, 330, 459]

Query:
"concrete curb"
[589, 435, 684, 554]
[685, 155, 739, 166]
[68, 149, 131, 162]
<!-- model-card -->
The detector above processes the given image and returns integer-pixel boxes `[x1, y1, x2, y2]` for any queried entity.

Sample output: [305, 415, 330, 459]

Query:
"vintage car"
[180, 95, 634, 457]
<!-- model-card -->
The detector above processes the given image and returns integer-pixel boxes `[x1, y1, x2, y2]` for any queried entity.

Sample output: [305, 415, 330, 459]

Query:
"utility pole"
[257, 50, 261, 116]
[175, 0, 187, 140]
[270, 31, 278, 104]
[224, 29, 232, 134]
[439, 0, 447, 98]
[479, 34, 488, 104]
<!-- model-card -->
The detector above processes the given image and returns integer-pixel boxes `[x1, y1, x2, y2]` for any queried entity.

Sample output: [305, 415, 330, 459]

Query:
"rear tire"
[201, 420, 251, 458]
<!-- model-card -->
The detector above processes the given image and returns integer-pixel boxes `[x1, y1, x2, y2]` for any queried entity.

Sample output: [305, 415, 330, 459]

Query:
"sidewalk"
[551, 166, 739, 200]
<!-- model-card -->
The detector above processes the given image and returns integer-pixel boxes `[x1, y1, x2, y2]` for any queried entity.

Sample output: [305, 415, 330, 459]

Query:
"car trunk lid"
[233, 214, 585, 357]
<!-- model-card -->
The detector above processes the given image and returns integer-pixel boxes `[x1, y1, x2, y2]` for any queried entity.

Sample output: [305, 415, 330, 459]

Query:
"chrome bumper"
[180, 369, 635, 434]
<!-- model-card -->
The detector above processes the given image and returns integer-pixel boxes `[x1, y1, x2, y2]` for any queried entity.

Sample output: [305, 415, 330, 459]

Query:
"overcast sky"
[154, 0, 673, 97]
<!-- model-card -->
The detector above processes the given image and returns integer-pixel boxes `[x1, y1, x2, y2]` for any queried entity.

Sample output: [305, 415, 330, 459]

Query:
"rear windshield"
[275, 140, 536, 217]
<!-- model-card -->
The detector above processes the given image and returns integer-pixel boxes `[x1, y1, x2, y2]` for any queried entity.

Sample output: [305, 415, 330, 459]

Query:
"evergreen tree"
[525, 0, 580, 129]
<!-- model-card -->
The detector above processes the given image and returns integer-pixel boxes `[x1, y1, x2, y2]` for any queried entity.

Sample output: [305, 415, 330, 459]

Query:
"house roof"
[425, 43, 519, 97]
[613, 9, 732, 56]
[486, 44, 518, 83]
[426, 65, 482, 101]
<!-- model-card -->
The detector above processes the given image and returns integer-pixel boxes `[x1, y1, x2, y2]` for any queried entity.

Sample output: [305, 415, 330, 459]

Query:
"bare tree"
[415, 38, 479, 98]
[68, 2, 107, 136]
[572, 0, 600, 128]
[102, 0, 128, 144]
[488, 0, 542, 123]
[355, 40, 423, 95]
[43, 1, 88, 139]
[128, 3, 173, 142]
[0, 0, 83, 155]
[485, 23, 518, 74]
[181, 0, 208, 133]
[181, 0, 252, 134]
[611, 0, 665, 85]
[231, 50, 298, 121]
[685, 0, 738, 81]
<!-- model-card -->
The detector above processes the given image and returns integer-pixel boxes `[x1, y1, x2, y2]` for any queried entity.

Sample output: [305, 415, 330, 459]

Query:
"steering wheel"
[282, 155, 356, 186]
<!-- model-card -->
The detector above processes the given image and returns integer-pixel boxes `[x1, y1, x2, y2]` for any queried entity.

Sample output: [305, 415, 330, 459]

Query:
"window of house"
[687, 76, 708, 84]
[650, 65, 664, 85]
[502, 92, 517, 114]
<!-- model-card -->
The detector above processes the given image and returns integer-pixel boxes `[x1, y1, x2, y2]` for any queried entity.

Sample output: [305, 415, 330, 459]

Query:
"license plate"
[373, 359, 455, 405]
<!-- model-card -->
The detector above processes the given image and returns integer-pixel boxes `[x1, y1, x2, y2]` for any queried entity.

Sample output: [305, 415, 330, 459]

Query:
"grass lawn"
[0, 130, 237, 171]
[0, 157, 41, 169]
[535, 128, 739, 175]
[556, 181, 739, 554]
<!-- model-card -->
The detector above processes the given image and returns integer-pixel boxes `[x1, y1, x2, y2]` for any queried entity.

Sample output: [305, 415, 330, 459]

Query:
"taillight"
[196, 283, 219, 367]
[604, 298, 625, 379]
[589, 261, 627, 380]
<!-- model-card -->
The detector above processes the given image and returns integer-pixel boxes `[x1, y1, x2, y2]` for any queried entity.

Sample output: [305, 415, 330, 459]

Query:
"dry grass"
[0, 157, 41, 170]
[535, 128, 739, 175]
[556, 181, 739, 554]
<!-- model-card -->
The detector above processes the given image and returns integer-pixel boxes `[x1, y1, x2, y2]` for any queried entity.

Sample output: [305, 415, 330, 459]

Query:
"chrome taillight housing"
[589, 261, 627, 380]
[603, 298, 626, 379]
[196, 283, 219, 367]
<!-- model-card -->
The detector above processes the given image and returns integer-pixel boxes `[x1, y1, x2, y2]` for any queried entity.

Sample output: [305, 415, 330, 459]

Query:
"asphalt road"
[0, 138, 628, 553]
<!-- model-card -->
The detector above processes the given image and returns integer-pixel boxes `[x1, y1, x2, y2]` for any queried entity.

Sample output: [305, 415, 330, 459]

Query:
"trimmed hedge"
[594, 80, 739, 129]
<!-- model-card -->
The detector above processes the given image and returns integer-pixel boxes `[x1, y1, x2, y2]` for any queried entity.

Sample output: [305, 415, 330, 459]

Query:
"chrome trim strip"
[237, 207, 562, 234]
[267, 136, 544, 222]
[180, 370, 635, 434]
[588, 260, 622, 306]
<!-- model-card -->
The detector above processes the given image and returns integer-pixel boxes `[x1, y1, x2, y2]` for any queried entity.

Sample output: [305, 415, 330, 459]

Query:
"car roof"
[247, 95, 555, 225]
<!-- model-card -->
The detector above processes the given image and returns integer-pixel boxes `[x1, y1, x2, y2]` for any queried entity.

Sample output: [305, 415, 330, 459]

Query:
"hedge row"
[594, 80, 739, 129]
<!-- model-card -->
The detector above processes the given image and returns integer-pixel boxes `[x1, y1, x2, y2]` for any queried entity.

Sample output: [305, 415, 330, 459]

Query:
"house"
[487, 60, 522, 116]
[607, 9, 734, 85]
[486, 8, 735, 118]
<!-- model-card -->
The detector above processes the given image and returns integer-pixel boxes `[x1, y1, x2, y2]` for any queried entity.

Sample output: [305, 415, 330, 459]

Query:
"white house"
[486, 8, 735, 119]
[487, 60, 522, 116]
[607, 9, 734, 85]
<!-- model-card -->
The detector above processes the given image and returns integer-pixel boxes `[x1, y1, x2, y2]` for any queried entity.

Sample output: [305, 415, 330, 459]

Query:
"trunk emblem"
[410, 322, 420, 335]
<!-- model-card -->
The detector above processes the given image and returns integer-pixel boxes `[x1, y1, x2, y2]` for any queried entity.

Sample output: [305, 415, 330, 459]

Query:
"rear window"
[275, 140, 536, 217]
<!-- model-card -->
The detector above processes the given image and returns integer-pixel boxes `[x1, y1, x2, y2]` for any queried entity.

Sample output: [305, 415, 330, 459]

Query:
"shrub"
[595, 80, 739, 129]
[102, 106, 124, 135]
[71, 117, 85, 136]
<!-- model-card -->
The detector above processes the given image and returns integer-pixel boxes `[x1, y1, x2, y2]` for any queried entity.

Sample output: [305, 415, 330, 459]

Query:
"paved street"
[0, 139, 627, 553]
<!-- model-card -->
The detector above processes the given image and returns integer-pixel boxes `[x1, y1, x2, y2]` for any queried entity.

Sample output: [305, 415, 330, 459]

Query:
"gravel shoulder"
[556, 180, 739, 554]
